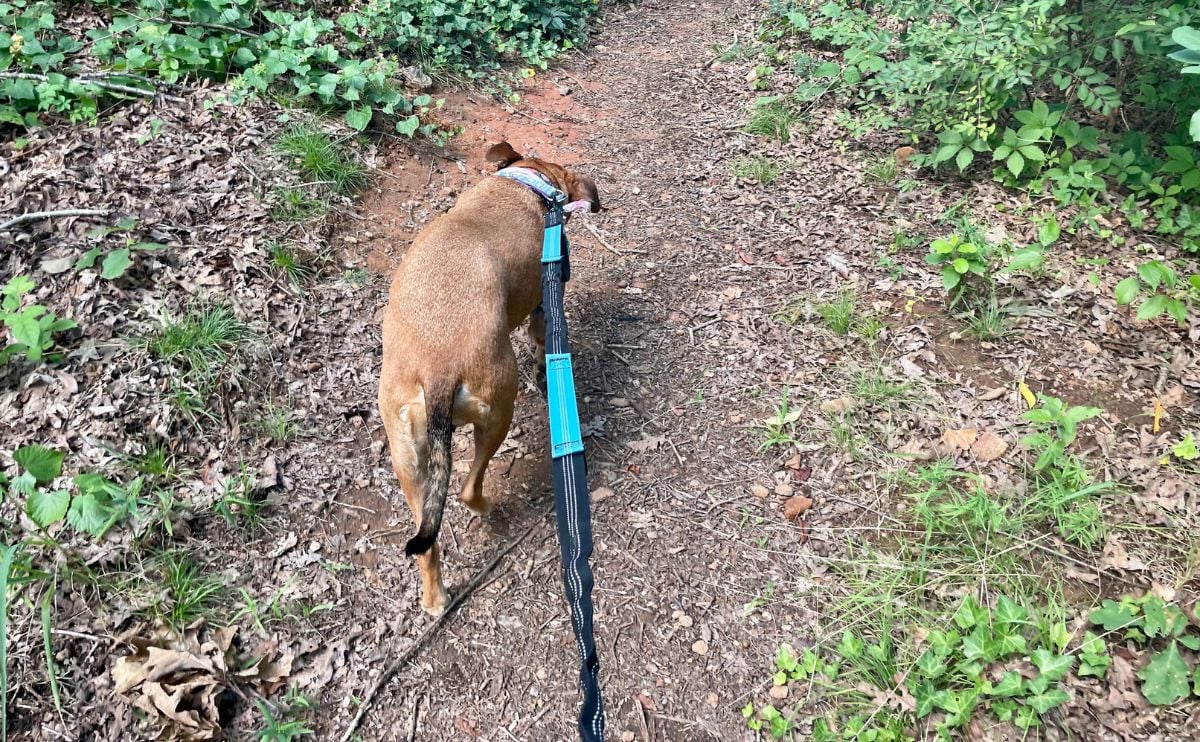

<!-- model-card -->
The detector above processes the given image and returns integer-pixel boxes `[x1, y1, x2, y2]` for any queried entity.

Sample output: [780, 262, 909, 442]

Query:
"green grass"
[257, 402, 298, 443]
[864, 153, 898, 184]
[270, 187, 330, 222]
[732, 155, 781, 184]
[149, 551, 226, 631]
[852, 367, 910, 406]
[216, 464, 267, 528]
[964, 294, 1012, 340]
[745, 98, 799, 143]
[760, 390, 799, 452]
[276, 126, 366, 195]
[1, 544, 18, 742]
[815, 288, 857, 336]
[145, 304, 252, 370]
[130, 443, 175, 479]
[269, 242, 320, 285]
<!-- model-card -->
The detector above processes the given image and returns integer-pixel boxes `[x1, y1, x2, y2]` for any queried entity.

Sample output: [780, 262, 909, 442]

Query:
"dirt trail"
[322, 1, 805, 739]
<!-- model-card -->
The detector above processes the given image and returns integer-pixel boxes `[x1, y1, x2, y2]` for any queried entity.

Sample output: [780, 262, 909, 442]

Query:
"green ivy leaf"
[100, 248, 132, 280]
[395, 115, 420, 137]
[344, 105, 372, 132]
[1091, 599, 1141, 631]
[1030, 649, 1075, 680]
[1026, 687, 1070, 714]
[1139, 642, 1191, 705]
[13, 445, 65, 485]
[1113, 276, 1140, 305]
[26, 488, 70, 528]
[984, 670, 1023, 697]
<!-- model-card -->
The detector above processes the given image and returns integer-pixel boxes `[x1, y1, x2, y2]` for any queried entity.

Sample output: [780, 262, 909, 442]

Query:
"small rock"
[678, 614, 694, 628]
[751, 484, 769, 499]
[971, 432, 1008, 462]
[556, 85, 571, 96]
[610, 397, 630, 408]
[769, 685, 789, 700]
[691, 640, 708, 655]
[774, 484, 793, 497]
[1083, 340, 1101, 355]
[591, 487, 615, 504]
[707, 692, 719, 708]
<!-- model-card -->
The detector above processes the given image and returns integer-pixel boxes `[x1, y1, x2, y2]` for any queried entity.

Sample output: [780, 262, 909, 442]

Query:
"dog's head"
[485, 141, 601, 213]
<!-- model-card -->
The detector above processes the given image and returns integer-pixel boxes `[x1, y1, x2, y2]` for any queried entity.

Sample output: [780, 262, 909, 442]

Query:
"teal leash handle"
[540, 203, 605, 742]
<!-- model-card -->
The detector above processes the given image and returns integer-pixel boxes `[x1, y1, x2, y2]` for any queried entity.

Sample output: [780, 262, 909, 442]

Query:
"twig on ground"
[337, 501, 554, 742]
[406, 695, 423, 742]
[582, 220, 624, 256]
[0, 72, 186, 103]
[0, 208, 111, 232]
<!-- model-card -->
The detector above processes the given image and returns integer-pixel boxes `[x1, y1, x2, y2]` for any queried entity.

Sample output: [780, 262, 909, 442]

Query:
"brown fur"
[378, 142, 600, 615]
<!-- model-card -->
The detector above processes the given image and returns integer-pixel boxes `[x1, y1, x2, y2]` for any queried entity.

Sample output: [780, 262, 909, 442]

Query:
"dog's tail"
[404, 381, 455, 557]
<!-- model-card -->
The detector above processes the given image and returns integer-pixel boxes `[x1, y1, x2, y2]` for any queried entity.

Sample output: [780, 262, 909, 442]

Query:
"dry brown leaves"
[112, 621, 293, 740]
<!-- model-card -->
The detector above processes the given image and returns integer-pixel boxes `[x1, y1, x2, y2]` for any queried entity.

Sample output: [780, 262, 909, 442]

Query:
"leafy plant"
[1114, 260, 1198, 324]
[760, 391, 799, 452]
[75, 218, 167, 280]
[1021, 395, 1101, 472]
[925, 234, 988, 299]
[1090, 594, 1200, 705]
[1, 275, 76, 366]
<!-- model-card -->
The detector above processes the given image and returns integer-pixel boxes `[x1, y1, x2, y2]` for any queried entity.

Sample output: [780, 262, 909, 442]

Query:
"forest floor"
[3, 0, 1200, 740]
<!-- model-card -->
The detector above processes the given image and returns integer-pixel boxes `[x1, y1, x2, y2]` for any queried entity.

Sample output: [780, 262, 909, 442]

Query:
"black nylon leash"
[540, 200, 606, 742]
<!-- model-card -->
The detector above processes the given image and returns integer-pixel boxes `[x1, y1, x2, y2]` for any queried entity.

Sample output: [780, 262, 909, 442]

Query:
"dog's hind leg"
[459, 355, 517, 515]
[382, 397, 449, 615]
[527, 306, 547, 397]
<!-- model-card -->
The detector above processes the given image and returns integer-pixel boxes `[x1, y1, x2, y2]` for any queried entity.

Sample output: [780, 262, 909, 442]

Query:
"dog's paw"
[422, 586, 450, 617]
[463, 495, 493, 517]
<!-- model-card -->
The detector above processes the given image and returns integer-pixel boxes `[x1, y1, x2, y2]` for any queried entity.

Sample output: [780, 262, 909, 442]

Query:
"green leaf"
[13, 445, 64, 485]
[1038, 217, 1060, 246]
[1179, 634, 1200, 651]
[955, 146, 973, 172]
[1027, 687, 1070, 714]
[100, 248, 131, 280]
[1139, 642, 1191, 705]
[1136, 294, 1168, 320]
[395, 115, 420, 137]
[1005, 248, 1044, 272]
[1, 543, 21, 741]
[1173, 432, 1198, 461]
[344, 106, 372, 132]
[1191, 110, 1200, 143]
[26, 489, 69, 528]
[67, 492, 113, 538]
[1006, 150, 1025, 178]
[74, 246, 102, 270]
[941, 266, 963, 291]
[1165, 299, 1188, 325]
[838, 630, 864, 659]
[994, 595, 1028, 628]
[952, 257, 969, 274]
[1114, 277, 1140, 305]
[1091, 599, 1141, 631]
[1030, 648, 1074, 680]
[1173, 26, 1200, 53]
[985, 670, 1023, 697]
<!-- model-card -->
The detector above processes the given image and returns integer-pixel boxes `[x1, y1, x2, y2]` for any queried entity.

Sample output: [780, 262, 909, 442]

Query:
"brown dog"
[378, 142, 600, 615]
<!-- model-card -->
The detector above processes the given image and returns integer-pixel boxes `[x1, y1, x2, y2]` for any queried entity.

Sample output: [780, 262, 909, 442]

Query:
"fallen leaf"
[1082, 340, 1101, 355]
[894, 438, 931, 460]
[1100, 535, 1147, 572]
[625, 435, 666, 453]
[783, 495, 813, 520]
[970, 432, 1008, 462]
[1160, 385, 1185, 408]
[1018, 382, 1036, 409]
[819, 397, 856, 415]
[751, 484, 769, 499]
[591, 487, 615, 504]
[1152, 398, 1163, 434]
[691, 639, 709, 655]
[940, 428, 978, 450]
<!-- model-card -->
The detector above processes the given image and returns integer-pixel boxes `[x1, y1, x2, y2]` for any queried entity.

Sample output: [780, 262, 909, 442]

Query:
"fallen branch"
[0, 72, 186, 103]
[0, 208, 111, 232]
[337, 501, 554, 742]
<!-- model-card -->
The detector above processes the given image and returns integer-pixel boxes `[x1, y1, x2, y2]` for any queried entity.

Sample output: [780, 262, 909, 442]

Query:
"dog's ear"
[567, 174, 601, 213]
[485, 141, 523, 168]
